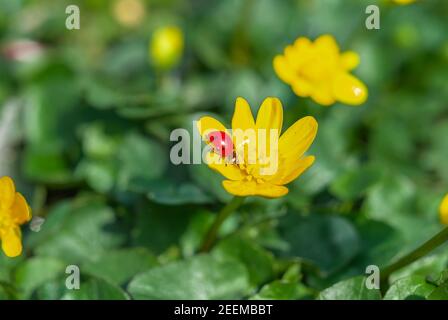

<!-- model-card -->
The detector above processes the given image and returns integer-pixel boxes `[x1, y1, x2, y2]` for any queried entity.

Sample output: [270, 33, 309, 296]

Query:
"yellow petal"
[255, 97, 283, 168]
[11, 193, 32, 225]
[0, 176, 16, 209]
[340, 51, 360, 70]
[273, 55, 294, 84]
[222, 180, 288, 198]
[232, 97, 255, 132]
[269, 156, 315, 185]
[278, 116, 318, 162]
[197, 116, 228, 140]
[292, 37, 313, 68]
[292, 77, 312, 97]
[255, 97, 283, 133]
[314, 34, 340, 56]
[284, 45, 302, 70]
[440, 194, 448, 225]
[1, 227, 22, 258]
[205, 152, 244, 181]
[332, 72, 368, 106]
[293, 37, 312, 54]
[310, 83, 335, 106]
[231, 98, 257, 165]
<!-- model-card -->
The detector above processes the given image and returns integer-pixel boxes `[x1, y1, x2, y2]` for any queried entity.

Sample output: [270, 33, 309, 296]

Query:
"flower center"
[240, 164, 266, 184]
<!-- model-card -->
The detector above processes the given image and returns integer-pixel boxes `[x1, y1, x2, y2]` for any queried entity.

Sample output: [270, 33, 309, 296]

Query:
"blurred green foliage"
[0, 0, 448, 300]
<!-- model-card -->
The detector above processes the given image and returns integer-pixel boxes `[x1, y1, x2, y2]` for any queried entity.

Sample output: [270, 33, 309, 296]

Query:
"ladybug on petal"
[206, 131, 237, 164]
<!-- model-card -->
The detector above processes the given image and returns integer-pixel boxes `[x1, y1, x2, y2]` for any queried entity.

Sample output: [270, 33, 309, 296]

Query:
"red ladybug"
[206, 131, 237, 164]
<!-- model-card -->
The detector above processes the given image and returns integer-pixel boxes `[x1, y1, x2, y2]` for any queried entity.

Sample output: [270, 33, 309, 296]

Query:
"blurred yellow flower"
[197, 97, 318, 198]
[393, 0, 416, 4]
[150, 26, 184, 70]
[440, 194, 448, 225]
[273, 34, 368, 106]
[113, 0, 146, 27]
[0, 177, 32, 257]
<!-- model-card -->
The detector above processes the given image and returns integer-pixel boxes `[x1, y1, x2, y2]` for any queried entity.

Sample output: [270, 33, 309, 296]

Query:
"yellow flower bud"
[393, 0, 416, 4]
[440, 194, 448, 225]
[150, 26, 184, 70]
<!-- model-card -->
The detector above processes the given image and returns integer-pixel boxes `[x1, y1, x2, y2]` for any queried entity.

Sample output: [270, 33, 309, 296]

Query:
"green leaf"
[35, 280, 67, 300]
[279, 214, 360, 274]
[212, 236, 274, 288]
[82, 248, 158, 286]
[365, 175, 416, 220]
[427, 282, 448, 300]
[62, 277, 129, 300]
[127, 255, 250, 299]
[129, 178, 212, 205]
[83, 79, 129, 110]
[24, 75, 80, 146]
[318, 276, 381, 300]
[364, 175, 440, 249]
[250, 281, 313, 300]
[330, 165, 380, 201]
[291, 108, 358, 196]
[351, 220, 404, 271]
[251, 264, 313, 301]
[390, 252, 448, 284]
[146, 182, 212, 205]
[0, 286, 9, 299]
[80, 123, 121, 159]
[0, 253, 23, 283]
[23, 144, 73, 184]
[29, 198, 125, 263]
[434, 269, 448, 286]
[131, 204, 196, 254]
[189, 161, 232, 203]
[22, 69, 84, 184]
[14, 257, 66, 299]
[117, 133, 167, 190]
[76, 159, 116, 193]
[180, 211, 214, 257]
[384, 276, 436, 300]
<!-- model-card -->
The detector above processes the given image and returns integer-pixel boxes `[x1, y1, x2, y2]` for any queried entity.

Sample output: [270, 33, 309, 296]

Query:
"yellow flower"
[393, 0, 416, 4]
[112, 0, 146, 27]
[150, 26, 184, 70]
[440, 194, 448, 225]
[197, 97, 318, 198]
[0, 177, 32, 257]
[273, 34, 368, 106]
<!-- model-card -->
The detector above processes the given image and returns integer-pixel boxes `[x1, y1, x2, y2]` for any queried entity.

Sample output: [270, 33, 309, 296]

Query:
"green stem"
[380, 227, 448, 289]
[200, 196, 245, 252]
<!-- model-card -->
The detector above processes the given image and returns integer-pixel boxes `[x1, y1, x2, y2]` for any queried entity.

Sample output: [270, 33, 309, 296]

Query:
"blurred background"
[0, 0, 447, 300]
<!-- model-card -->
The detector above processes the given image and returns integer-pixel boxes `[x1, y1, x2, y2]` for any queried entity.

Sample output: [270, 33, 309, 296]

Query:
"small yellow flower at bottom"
[150, 26, 184, 70]
[273, 34, 367, 106]
[440, 194, 448, 225]
[0, 177, 32, 257]
[197, 97, 318, 198]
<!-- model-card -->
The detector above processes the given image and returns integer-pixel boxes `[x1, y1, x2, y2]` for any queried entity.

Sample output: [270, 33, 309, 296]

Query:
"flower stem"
[380, 227, 448, 289]
[200, 196, 245, 252]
